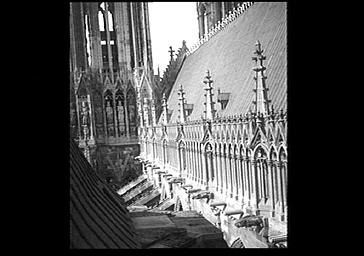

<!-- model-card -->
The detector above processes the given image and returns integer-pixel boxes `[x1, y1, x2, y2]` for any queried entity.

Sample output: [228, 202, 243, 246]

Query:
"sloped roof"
[165, 2, 286, 123]
[70, 139, 141, 249]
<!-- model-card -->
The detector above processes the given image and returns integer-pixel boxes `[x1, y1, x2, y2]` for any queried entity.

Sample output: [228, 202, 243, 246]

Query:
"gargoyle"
[192, 191, 211, 200]
[235, 215, 263, 228]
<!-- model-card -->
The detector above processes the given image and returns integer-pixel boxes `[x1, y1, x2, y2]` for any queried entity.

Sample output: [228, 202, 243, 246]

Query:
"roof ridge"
[186, 2, 255, 56]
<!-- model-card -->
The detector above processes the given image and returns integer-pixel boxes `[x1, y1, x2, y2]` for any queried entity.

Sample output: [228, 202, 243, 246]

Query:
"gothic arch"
[239, 144, 245, 157]
[268, 145, 279, 161]
[252, 143, 269, 159]
[226, 129, 231, 142]
[253, 145, 269, 202]
[278, 145, 287, 161]
[236, 129, 242, 144]
[204, 142, 214, 182]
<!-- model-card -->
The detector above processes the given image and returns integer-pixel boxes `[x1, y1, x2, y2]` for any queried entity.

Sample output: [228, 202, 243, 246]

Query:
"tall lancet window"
[115, 89, 126, 137]
[279, 148, 287, 210]
[98, 2, 118, 69]
[203, 11, 208, 36]
[84, 14, 91, 66]
[163, 139, 168, 165]
[104, 90, 115, 137]
[126, 89, 137, 136]
[254, 147, 269, 202]
[205, 143, 214, 184]
[98, 5, 105, 31]
[178, 141, 187, 174]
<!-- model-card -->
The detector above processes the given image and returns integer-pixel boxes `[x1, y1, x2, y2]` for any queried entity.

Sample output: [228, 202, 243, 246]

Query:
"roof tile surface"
[165, 2, 287, 123]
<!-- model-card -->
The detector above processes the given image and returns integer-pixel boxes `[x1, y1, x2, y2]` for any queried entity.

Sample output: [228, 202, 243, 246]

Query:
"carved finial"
[162, 93, 166, 106]
[178, 84, 186, 123]
[169, 46, 175, 60]
[202, 70, 215, 120]
[279, 109, 285, 120]
[255, 40, 263, 54]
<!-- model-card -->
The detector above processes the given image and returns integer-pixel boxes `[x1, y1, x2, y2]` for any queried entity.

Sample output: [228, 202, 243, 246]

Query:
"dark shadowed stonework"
[70, 138, 141, 248]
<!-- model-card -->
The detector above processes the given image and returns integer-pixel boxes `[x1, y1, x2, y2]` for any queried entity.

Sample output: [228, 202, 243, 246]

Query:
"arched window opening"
[115, 90, 126, 137]
[104, 90, 114, 137]
[84, 14, 91, 66]
[107, 10, 114, 31]
[93, 91, 104, 138]
[126, 89, 137, 137]
[228, 144, 234, 197]
[254, 146, 269, 202]
[279, 148, 287, 211]
[98, 9, 105, 32]
[270, 149, 279, 205]
[246, 149, 253, 197]
[178, 141, 187, 175]
[223, 144, 228, 191]
[205, 143, 213, 184]
[234, 145, 240, 198]
[163, 140, 168, 165]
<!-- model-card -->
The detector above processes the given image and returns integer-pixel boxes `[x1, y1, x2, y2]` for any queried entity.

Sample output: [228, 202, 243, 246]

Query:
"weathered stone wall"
[95, 144, 141, 184]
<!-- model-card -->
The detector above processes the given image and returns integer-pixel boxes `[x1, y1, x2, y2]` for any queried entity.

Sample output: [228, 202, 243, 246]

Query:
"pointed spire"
[178, 84, 186, 123]
[252, 40, 270, 116]
[203, 70, 216, 120]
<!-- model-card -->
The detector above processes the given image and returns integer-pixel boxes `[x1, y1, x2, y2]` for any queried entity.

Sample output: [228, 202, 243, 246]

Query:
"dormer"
[217, 88, 230, 110]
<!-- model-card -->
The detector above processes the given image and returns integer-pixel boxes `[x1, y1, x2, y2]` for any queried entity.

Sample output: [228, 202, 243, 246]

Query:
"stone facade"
[137, 2, 287, 248]
[69, 2, 157, 182]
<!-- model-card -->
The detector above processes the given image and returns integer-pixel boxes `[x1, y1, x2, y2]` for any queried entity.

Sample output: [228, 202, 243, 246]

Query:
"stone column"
[112, 92, 118, 139]
[87, 3, 102, 70]
[129, 3, 138, 68]
[123, 90, 130, 138]
[87, 94, 95, 142]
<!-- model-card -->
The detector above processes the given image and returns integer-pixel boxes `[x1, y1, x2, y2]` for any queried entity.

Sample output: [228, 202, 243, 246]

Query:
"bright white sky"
[149, 2, 198, 76]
